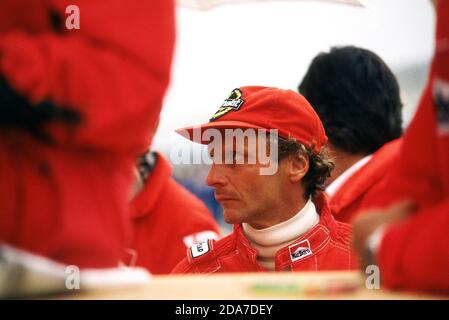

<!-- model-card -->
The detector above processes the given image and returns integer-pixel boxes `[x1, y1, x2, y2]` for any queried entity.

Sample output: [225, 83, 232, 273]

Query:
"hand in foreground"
[351, 200, 416, 268]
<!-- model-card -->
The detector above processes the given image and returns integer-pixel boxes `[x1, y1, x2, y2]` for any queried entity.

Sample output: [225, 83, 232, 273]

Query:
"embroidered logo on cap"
[190, 240, 210, 259]
[210, 88, 245, 121]
[288, 239, 312, 262]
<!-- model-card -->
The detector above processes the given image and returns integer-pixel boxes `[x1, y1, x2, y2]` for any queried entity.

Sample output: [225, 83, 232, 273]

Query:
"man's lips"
[215, 194, 238, 202]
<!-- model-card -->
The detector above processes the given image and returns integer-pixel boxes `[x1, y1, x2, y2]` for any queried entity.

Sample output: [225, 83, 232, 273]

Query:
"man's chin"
[222, 210, 242, 225]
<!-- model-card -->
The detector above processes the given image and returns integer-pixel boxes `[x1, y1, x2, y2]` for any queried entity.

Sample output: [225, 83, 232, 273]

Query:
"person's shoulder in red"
[0, 0, 175, 269]
[129, 152, 221, 274]
[172, 193, 357, 274]
[329, 138, 403, 223]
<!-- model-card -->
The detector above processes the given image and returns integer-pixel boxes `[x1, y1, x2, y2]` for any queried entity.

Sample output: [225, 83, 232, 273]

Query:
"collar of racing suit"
[241, 198, 319, 271]
[233, 193, 338, 271]
[130, 151, 172, 218]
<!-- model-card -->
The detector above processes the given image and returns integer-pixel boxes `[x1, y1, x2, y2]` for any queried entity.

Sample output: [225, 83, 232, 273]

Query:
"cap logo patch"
[288, 239, 312, 262]
[190, 240, 210, 259]
[210, 88, 245, 121]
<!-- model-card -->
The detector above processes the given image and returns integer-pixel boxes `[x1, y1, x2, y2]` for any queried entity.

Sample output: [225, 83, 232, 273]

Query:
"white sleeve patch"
[190, 240, 210, 258]
[183, 231, 220, 248]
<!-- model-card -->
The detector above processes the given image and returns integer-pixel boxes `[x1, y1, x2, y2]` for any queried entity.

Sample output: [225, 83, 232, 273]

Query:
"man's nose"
[206, 163, 227, 187]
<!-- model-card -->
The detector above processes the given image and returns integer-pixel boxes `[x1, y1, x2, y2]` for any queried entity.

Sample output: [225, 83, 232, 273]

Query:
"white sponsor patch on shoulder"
[288, 239, 312, 262]
[190, 240, 210, 259]
[183, 231, 220, 248]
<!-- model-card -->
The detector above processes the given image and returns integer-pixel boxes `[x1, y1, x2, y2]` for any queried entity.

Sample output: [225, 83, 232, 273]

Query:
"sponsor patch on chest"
[288, 239, 312, 262]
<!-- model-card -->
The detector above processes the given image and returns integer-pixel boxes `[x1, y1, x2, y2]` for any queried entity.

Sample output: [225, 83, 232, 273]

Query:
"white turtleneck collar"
[242, 198, 319, 271]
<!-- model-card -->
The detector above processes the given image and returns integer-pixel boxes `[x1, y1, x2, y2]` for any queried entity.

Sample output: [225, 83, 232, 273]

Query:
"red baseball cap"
[175, 86, 327, 153]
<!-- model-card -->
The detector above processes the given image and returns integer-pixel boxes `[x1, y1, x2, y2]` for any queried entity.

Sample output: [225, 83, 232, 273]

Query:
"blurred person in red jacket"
[352, 0, 449, 293]
[0, 0, 175, 269]
[125, 150, 221, 274]
[172, 86, 357, 274]
[298, 46, 403, 223]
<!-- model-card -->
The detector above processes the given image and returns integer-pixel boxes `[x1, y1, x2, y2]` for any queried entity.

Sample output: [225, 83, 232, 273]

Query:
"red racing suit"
[172, 194, 357, 274]
[0, 0, 175, 268]
[329, 139, 402, 223]
[360, 1, 449, 292]
[126, 153, 221, 274]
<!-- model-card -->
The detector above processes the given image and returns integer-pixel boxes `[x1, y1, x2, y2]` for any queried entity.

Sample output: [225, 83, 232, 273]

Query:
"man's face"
[206, 135, 290, 229]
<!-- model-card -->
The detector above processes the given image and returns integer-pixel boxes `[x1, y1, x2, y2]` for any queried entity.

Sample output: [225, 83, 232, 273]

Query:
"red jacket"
[364, 1, 449, 292]
[0, 0, 175, 268]
[329, 139, 402, 223]
[172, 194, 357, 274]
[126, 153, 221, 274]
[0, 0, 174, 152]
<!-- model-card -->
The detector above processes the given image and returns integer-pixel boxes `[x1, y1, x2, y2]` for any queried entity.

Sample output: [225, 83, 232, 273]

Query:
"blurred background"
[152, 0, 435, 230]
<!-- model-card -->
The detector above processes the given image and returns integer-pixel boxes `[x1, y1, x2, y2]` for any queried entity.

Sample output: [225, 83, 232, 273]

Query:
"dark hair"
[299, 46, 403, 155]
[278, 137, 334, 199]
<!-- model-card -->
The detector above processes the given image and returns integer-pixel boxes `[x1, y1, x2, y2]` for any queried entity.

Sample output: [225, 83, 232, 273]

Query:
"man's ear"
[286, 153, 309, 183]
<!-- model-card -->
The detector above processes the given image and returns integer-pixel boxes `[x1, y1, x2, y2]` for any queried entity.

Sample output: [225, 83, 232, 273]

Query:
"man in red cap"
[172, 86, 357, 274]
